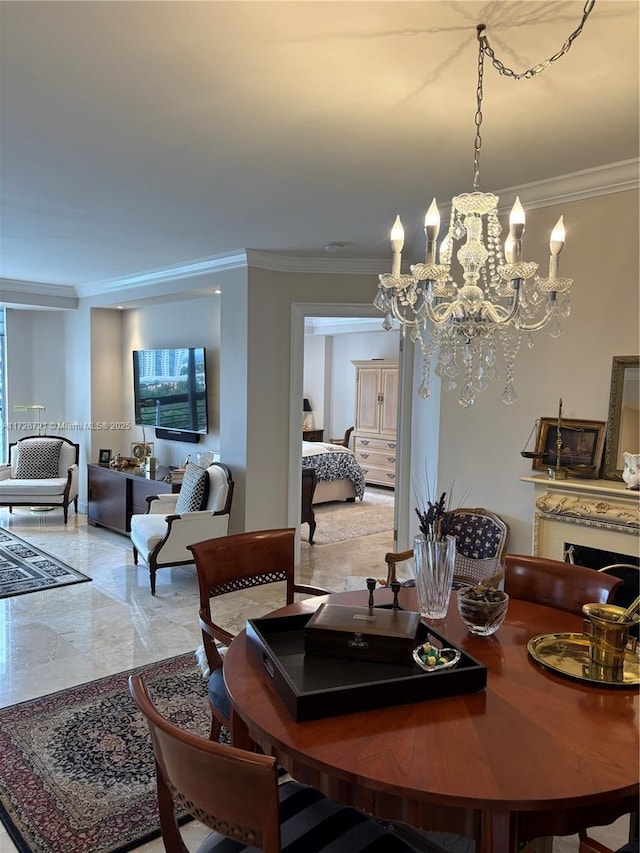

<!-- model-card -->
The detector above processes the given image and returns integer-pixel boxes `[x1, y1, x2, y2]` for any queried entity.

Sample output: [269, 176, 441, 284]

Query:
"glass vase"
[414, 533, 456, 620]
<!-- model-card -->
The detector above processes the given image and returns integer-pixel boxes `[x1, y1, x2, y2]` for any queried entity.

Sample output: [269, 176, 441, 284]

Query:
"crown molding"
[245, 249, 381, 275]
[0, 279, 78, 309]
[75, 251, 250, 298]
[493, 158, 639, 212]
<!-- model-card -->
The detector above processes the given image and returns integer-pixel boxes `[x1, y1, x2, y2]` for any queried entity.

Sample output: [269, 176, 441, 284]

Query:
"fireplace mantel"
[521, 475, 639, 561]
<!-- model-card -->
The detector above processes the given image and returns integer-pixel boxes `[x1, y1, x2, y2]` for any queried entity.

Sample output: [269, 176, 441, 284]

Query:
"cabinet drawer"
[355, 448, 396, 469]
[359, 465, 397, 488]
[354, 436, 397, 453]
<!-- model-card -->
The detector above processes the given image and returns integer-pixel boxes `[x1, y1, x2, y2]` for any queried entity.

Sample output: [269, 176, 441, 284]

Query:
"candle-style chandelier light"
[374, 4, 595, 407]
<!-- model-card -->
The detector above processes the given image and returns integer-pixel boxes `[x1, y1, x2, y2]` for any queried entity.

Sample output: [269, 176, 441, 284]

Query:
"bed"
[302, 441, 366, 504]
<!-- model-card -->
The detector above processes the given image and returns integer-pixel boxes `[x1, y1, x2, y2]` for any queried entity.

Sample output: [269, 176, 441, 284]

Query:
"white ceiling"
[1, 1, 638, 297]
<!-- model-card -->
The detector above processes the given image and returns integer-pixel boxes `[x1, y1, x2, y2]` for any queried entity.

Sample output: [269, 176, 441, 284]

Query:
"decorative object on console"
[622, 452, 640, 490]
[98, 448, 112, 465]
[131, 441, 154, 461]
[373, 11, 597, 407]
[531, 406, 606, 479]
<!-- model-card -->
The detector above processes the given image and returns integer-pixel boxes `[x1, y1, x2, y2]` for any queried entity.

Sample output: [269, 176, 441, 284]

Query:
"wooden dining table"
[223, 586, 639, 853]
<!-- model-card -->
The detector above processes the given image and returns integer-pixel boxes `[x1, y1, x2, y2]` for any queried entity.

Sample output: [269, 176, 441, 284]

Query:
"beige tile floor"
[0, 507, 631, 853]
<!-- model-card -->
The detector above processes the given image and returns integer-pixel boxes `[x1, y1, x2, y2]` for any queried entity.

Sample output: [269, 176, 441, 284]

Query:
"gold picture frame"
[532, 417, 606, 479]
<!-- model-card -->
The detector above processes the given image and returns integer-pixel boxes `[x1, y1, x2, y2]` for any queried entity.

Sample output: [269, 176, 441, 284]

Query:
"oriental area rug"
[0, 528, 91, 599]
[0, 652, 218, 853]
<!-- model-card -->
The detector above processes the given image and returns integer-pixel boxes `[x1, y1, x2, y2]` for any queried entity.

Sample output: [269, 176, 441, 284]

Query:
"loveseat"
[0, 435, 80, 523]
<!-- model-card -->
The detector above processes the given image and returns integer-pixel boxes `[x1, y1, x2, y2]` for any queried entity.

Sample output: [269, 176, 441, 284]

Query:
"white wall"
[431, 189, 639, 554]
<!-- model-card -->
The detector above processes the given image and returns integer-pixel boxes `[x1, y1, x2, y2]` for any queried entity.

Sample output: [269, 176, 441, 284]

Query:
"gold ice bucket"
[582, 603, 639, 681]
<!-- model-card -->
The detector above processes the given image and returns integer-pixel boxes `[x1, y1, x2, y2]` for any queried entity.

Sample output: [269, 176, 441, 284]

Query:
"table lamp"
[303, 398, 313, 431]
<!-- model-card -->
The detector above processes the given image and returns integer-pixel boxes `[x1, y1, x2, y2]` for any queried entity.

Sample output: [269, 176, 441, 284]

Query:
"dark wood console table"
[87, 463, 178, 535]
[302, 429, 324, 442]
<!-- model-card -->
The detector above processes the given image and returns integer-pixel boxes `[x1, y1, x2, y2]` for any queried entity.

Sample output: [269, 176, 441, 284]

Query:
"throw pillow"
[175, 462, 210, 513]
[15, 439, 63, 479]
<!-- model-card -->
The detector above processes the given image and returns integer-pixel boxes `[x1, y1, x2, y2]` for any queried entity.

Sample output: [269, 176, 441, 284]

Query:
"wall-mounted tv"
[133, 347, 208, 435]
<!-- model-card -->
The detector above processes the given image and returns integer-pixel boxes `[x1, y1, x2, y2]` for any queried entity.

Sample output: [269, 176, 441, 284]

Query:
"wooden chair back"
[504, 554, 623, 615]
[385, 507, 509, 586]
[129, 674, 281, 852]
[329, 426, 354, 448]
[188, 528, 328, 668]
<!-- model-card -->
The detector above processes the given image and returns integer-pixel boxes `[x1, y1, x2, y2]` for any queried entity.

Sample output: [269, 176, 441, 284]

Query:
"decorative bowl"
[412, 642, 461, 673]
[457, 587, 509, 636]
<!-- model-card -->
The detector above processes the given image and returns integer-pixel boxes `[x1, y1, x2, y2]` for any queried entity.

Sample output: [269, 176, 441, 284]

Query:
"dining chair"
[504, 555, 623, 615]
[598, 564, 639, 609]
[188, 528, 329, 741]
[128, 673, 423, 853]
[384, 507, 510, 587]
[578, 829, 639, 853]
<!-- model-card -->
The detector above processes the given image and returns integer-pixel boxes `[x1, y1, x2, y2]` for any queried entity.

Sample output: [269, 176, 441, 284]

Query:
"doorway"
[289, 303, 415, 553]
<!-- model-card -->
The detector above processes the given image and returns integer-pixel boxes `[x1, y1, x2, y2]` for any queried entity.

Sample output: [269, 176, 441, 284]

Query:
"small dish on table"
[413, 641, 461, 673]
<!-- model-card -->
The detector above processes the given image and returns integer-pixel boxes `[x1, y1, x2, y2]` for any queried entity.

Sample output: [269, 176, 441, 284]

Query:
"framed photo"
[532, 417, 606, 478]
[99, 449, 112, 465]
[131, 442, 154, 462]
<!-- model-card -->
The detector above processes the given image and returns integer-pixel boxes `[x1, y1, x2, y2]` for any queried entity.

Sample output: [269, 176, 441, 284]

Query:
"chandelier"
[374, 4, 595, 408]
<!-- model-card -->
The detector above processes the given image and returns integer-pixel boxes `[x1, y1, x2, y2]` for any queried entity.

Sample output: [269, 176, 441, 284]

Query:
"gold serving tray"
[527, 633, 640, 687]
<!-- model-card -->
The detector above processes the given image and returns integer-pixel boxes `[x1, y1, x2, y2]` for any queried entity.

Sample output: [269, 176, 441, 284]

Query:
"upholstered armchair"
[130, 462, 234, 595]
[0, 435, 79, 523]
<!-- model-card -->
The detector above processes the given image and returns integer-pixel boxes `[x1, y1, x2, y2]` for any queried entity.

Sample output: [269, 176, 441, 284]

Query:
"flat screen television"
[133, 347, 208, 435]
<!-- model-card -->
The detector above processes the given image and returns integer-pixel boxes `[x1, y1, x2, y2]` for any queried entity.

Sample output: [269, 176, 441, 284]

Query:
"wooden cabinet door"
[87, 465, 129, 534]
[355, 367, 382, 434]
[379, 368, 399, 437]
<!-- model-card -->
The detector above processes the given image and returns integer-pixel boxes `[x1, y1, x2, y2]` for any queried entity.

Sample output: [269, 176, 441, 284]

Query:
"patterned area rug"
[0, 527, 91, 598]
[0, 653, 215, 853]
[304, 488, 394, 545]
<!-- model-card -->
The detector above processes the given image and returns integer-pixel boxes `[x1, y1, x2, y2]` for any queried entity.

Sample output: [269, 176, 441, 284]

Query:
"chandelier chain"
[472, 29, 485, 191]
[472, 2, 595, 189]
[478, 1, 596, 81]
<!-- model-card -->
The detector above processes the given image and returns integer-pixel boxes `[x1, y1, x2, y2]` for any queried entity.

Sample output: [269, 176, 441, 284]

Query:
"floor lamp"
[13, 404, 54, 510]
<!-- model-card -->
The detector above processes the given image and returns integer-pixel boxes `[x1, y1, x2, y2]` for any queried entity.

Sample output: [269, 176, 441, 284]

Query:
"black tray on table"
[246, 610, 487, 722]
